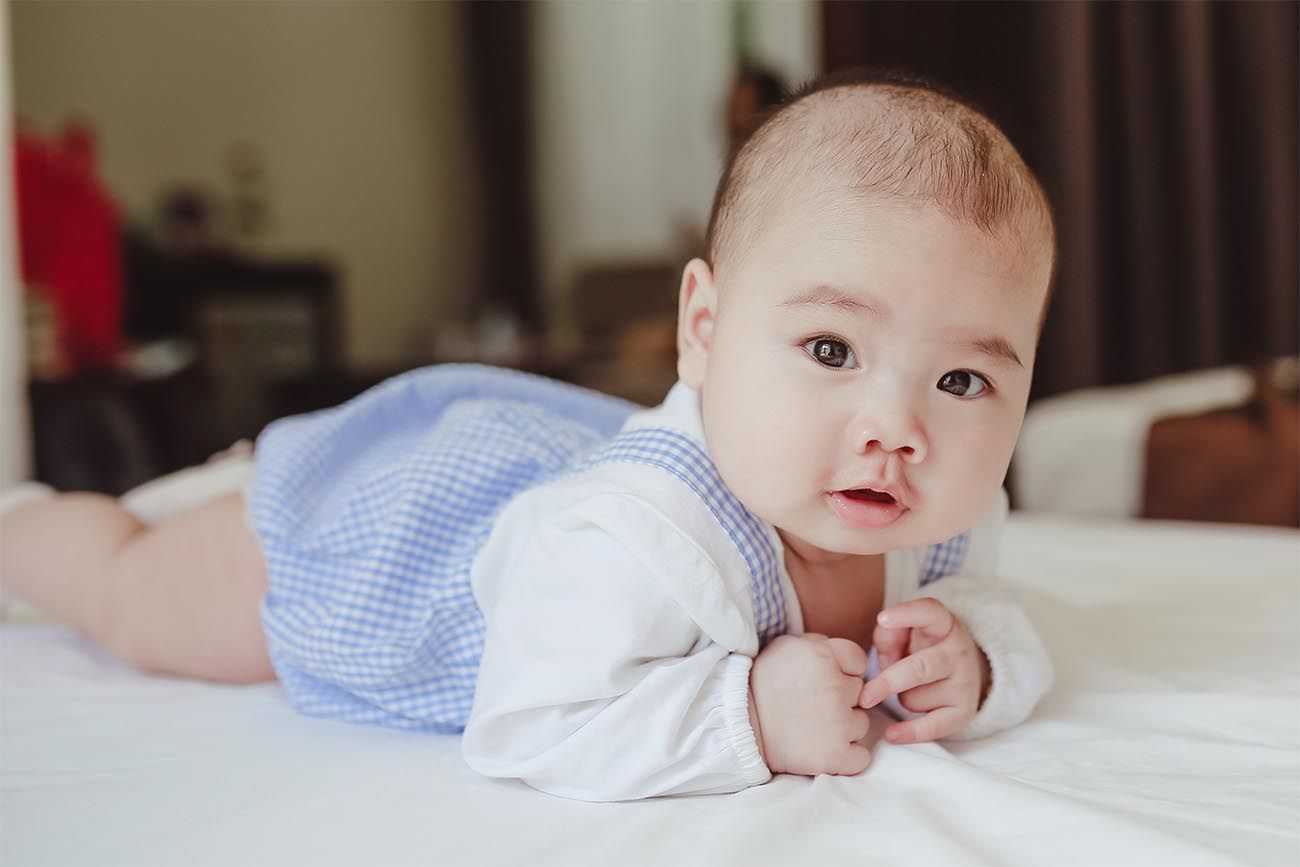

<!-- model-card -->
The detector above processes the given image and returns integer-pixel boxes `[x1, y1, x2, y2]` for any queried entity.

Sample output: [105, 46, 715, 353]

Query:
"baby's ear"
[675, 258, 717, 388]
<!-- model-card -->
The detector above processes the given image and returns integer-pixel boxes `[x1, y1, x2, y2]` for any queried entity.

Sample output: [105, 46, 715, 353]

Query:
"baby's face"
[681, 199, 1051, 557]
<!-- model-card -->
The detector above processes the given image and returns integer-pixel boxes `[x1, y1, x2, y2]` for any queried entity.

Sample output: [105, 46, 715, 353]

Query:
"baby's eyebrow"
[962, 335, 1024, 369]
[779, 285, 890, 319]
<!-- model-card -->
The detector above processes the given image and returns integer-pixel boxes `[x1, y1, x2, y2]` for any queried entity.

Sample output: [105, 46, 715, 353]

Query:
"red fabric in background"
[13, 125, 122, 371]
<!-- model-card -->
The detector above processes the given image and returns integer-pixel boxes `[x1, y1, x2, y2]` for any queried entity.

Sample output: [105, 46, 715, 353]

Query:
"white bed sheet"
[3, 514, 1298, 867]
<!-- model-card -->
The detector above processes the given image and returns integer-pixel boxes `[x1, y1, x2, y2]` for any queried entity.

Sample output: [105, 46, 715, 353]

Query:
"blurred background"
[1, 0, 1296, 527]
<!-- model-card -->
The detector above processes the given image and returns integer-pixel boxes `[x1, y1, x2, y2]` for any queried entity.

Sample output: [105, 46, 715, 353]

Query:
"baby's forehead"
[753, 191, 1051, 281]
[729, 195, 1053, 331]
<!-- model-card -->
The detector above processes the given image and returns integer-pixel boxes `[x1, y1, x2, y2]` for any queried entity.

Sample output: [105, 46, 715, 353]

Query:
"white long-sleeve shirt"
[462, 382, 1053, 801]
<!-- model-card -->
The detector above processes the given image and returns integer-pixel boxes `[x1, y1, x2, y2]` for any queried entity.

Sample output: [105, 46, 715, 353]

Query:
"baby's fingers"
[871, 623, 910, 671]
[884, 706, 967, 745]
[831, 740, 873, 777]
[858, 644, 952, 709]
[876, 598, 955, 643]
[824, 636, 869, 678]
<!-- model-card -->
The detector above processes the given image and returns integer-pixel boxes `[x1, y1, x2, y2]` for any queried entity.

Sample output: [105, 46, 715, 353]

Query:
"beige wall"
[10, 0, 478, 368]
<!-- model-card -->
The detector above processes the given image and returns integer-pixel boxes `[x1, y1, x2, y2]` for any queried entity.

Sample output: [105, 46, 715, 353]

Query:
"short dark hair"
[704, 67, 1056, 281]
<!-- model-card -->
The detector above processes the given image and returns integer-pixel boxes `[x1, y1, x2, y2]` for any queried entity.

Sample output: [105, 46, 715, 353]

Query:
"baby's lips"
[840, 487, 897, 504]
[835, 477, 910, 508]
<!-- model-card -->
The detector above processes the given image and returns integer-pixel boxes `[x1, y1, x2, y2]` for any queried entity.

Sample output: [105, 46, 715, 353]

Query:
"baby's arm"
[462, 494, 770, 801]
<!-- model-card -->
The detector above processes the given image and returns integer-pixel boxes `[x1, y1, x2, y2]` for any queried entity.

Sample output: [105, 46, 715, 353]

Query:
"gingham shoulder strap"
[918, 531, 971, 587]
[574, 426, 787, 647]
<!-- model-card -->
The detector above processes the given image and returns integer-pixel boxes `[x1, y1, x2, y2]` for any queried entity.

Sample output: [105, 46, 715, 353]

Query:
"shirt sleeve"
[874, 490, 1055, 741]
[461, 492, 772, 801]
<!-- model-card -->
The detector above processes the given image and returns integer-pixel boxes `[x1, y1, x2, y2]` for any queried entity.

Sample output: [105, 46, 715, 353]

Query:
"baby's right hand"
[748, 634, 873, 777]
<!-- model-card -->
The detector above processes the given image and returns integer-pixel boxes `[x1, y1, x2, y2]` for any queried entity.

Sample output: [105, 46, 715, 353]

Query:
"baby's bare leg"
[0, 492, 273, 684]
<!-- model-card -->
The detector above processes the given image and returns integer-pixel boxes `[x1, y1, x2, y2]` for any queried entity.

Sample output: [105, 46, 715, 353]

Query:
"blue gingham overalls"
[249, 364, 969, 733]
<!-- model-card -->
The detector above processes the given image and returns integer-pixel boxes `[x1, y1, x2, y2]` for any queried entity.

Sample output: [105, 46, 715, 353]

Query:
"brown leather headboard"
[1143, 366, 1299, 527]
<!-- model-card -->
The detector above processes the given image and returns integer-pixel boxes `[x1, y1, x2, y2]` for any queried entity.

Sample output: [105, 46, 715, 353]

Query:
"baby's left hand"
[857, 598, 990, 744]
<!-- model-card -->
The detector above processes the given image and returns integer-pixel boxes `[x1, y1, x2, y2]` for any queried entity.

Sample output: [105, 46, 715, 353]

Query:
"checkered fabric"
[251, 365, 636, 732]
[919, 530, 971, 586]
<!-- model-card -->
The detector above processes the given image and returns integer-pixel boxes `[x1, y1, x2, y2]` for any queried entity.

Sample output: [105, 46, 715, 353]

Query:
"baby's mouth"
[827, 486, 907, 529]
[841, 488, 897, 505]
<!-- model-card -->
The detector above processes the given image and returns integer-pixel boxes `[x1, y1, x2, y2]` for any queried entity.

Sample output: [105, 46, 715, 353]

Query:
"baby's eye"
[804, 337, 857, 369]
[937, 370, 991, 398]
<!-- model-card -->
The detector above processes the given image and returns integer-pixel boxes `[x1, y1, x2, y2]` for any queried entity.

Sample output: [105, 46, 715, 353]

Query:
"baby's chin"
[776, 509, 970, 558]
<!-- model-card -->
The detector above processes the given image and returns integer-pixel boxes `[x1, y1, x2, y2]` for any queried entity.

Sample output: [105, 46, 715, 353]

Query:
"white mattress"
[3, 514, 1298, 866]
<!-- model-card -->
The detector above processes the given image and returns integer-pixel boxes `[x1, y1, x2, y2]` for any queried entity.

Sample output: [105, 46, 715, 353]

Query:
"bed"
[3, 511, 1297, 866]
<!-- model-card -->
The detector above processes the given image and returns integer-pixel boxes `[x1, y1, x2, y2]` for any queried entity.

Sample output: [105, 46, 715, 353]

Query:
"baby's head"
[675, 69, 1055, 560]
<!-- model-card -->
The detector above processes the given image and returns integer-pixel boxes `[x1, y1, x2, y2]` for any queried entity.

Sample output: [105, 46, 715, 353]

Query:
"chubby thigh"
[107, 491, 274, 684]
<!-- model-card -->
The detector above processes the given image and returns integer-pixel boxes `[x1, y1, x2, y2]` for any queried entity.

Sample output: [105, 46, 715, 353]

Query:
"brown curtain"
[458, 0, 544, 333]
[823, 0, 1299, 399]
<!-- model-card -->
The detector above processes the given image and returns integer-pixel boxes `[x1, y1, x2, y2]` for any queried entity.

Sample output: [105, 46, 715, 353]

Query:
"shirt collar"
[621, 380, 708, 447]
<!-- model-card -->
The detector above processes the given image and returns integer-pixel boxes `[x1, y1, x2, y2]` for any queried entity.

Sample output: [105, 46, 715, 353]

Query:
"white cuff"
[723, 654, 772, 787]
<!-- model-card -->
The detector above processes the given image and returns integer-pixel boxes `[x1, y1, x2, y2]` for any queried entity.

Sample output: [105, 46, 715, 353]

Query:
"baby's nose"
[850, 408, 928, 463]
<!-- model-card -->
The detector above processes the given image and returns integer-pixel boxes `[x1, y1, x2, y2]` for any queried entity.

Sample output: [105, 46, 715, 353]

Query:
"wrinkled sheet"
[3, 514, 1298, 866]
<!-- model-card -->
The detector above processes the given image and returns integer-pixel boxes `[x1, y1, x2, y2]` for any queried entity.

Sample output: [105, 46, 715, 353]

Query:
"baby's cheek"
[721, 443, 802, 519]
[927, 454, 1005, 532]
[962, 416, 1020, 486]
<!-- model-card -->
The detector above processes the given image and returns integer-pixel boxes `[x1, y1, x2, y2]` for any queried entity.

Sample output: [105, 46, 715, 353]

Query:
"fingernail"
[877, 612, 893, 624]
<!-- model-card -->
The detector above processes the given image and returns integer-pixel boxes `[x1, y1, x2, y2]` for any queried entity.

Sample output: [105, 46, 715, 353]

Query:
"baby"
[0, 69, 1055, 801]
